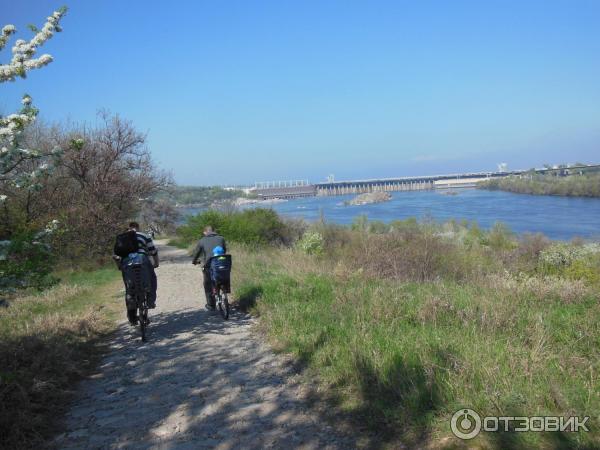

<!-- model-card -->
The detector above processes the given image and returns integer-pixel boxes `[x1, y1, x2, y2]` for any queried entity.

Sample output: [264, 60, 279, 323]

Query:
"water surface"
[182, 189, 600, 241]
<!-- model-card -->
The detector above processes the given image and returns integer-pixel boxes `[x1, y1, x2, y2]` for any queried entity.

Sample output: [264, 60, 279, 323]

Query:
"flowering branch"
[0, 7, 67, 200]
[0, 7, 66, 82]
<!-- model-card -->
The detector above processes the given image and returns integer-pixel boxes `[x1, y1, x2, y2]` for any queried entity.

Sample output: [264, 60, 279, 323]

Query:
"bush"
[296, 230, 324, 256]
[539, 243, 600, 271]
[390, 217, 419, 233]
[483, 222, 516, 250]
[176, 208, 295, 247]
[0, 232, 57, 293]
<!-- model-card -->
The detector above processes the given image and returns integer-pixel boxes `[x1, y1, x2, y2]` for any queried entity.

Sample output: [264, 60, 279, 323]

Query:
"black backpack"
[114, 230, 139, 257]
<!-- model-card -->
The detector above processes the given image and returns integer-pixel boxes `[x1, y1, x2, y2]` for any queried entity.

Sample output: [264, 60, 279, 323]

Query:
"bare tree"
[3, 112, 172, 259]
[140, 198, 181, 235]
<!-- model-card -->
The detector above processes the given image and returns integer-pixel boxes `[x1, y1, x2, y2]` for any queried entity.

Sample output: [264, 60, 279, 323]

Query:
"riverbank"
[0, 268, 122, 449]
[479, 173, 600, 198]
[231, 219, 600, 449]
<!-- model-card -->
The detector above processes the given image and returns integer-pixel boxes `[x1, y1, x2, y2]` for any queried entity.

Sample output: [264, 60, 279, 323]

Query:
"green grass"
[233, 246, 600, 449]
[57, 266, 120, 286]
[168, 236, 192, 249]
[0, 266, 123, 449]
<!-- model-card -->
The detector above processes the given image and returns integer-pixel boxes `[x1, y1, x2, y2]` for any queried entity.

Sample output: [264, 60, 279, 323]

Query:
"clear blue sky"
[2, 0, 600, 185]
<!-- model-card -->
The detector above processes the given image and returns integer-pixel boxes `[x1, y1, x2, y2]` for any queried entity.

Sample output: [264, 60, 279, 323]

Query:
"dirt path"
[55, 242, 357, 450]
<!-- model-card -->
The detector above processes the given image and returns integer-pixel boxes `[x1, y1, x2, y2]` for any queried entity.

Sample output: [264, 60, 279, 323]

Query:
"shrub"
[483, 222, 517, 250]
[390, 217, 419, 233]
[351, 214, 369, 232]
[0, 232, 57, 293]
[563, 259, 600, 284]
[539, 243, 600, 270]
[297, 230, 324, 256]
[176, 208, 294, 247]
[368, 220, 389, 234]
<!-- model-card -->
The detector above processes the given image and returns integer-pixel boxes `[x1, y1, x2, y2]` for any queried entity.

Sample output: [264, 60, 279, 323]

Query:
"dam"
[252, 165, 600, 199]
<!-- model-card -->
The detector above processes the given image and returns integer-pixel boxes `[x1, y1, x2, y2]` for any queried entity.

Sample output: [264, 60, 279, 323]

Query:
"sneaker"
[147, 302, 156, 309]
[129, 318, 139, 326]
[205, 303, 216, 311]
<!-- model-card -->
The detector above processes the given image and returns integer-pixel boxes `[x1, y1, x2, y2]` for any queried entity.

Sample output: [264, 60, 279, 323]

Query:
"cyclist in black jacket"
[192, 226, 226, 309]
[114, 222, 159, 324]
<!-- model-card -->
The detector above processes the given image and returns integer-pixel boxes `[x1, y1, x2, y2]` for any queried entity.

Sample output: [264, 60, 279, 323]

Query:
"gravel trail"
[55, 242, 356, 449]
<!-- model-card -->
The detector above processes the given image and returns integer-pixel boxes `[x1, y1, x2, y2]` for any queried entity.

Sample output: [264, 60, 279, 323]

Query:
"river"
[181, 189, 600, 241]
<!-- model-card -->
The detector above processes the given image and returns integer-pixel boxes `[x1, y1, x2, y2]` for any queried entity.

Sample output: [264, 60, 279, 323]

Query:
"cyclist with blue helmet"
[192, 225, 227, 309]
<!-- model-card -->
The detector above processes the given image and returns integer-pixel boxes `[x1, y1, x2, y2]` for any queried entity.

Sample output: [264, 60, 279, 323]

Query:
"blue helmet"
[212, 245, 224, 256]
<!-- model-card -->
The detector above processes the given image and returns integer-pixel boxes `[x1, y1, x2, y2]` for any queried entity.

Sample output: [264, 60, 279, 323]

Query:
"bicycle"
[121, 255, 151, 342]
[131, 263, 150, 341]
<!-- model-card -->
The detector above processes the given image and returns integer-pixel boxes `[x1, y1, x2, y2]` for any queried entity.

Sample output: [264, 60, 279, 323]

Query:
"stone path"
[55, 243, 357, 449]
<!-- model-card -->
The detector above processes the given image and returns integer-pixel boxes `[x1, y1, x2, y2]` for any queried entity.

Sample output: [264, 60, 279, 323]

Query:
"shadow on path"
[57, 306, 364, 449]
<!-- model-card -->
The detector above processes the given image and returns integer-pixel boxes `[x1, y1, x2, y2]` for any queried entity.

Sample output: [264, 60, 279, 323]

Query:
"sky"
[2, 0, 600, 185]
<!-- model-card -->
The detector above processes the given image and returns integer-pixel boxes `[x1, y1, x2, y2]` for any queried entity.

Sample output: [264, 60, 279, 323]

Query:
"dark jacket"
[192, 232, 227, 265]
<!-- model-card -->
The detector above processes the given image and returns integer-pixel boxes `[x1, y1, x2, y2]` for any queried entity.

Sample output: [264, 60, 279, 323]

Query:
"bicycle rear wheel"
[217, 290, 230, 320]
[139, 299, 148, 342]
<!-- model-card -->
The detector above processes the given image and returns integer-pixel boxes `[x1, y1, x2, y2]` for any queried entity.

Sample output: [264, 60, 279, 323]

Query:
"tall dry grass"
[0, 268, 121, 449]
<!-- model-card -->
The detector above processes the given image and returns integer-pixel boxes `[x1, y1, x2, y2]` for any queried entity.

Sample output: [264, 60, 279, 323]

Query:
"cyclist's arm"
[192, 240, 204, 264]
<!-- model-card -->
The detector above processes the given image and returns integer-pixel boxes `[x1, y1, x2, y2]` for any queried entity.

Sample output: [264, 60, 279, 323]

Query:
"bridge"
[252, 164, 600, 199]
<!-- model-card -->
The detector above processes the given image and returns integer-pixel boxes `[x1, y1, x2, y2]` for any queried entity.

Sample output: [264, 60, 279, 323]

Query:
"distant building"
[497, 163, 508, 173]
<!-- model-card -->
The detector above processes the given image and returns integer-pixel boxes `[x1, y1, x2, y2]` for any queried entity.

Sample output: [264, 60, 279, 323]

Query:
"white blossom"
[0, 8, 66, 82]
[0, 8, 66, 201]
[0, 25, 16, 52]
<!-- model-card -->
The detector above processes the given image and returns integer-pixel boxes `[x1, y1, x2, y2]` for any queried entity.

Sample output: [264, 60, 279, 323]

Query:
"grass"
[231, 228, 600, 449]
[0, 266, 123, 449]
